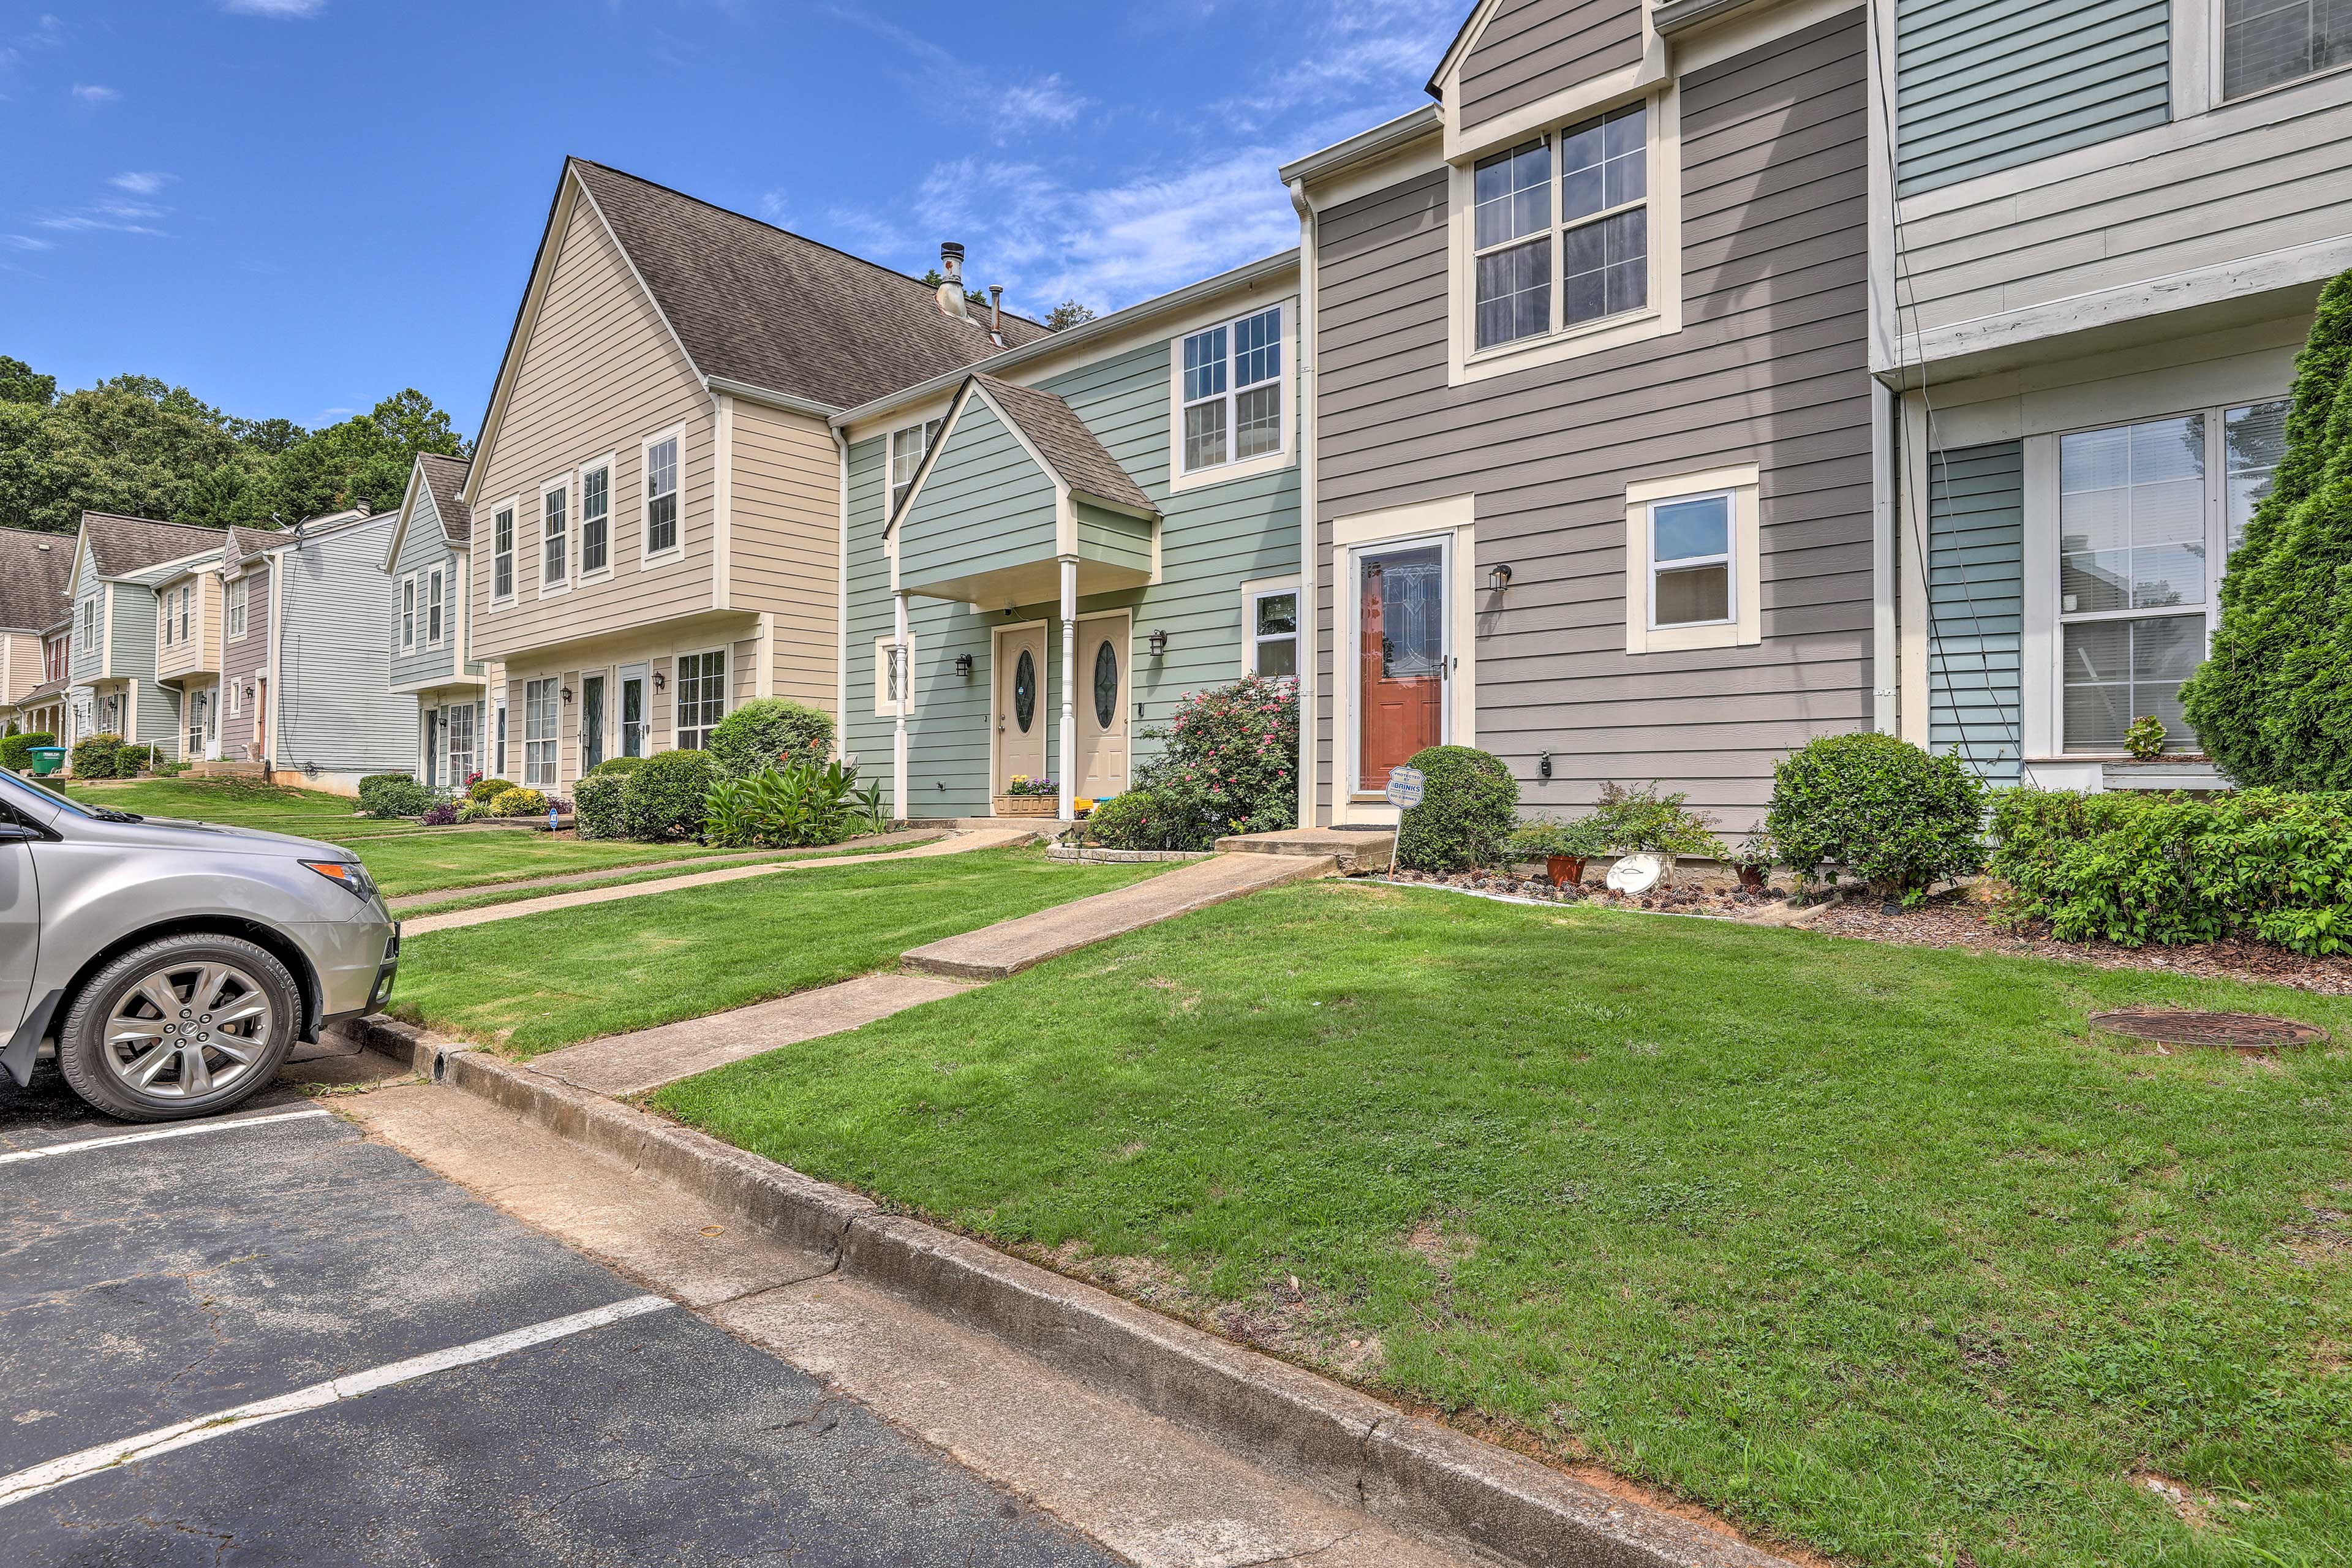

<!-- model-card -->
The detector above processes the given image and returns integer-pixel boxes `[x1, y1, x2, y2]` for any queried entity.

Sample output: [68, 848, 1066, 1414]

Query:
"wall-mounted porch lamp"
[653, 671, 666, 692]
[954, 653, 974, 678]
[1147, 628, 1168, 657]
[560, 685, 575, 703]
[1488, 563, 1513, 594]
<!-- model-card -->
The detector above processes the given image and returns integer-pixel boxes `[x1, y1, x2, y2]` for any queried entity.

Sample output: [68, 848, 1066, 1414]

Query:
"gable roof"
[80, 513, 226, 580]
[568, 159, 1052, 412]
[0, 526, 73, 633]
[417, 452, 472, 546]
[971, 375, 1155, 514]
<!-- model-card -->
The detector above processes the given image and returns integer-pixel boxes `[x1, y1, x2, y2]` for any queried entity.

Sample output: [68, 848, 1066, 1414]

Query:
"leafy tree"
[1045, 300, 1095, 331]
[0, 377, 243, 532]
[0, 356, 55, 407]
[2179, 266, 2352, 788]
[263, 390, 466, 520]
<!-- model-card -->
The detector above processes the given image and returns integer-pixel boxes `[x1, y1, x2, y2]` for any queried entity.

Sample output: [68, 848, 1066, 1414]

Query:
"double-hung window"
[492, 505, 514, 601]
[227, 579, 246, 641]
[427, 566, 445, 646]
[541, 481, 568, 591]
[1475, 102, 1647, 350]
[1648, 493, 1733, 628]
[675, 649, 726, 750]
[159, 597, 172, 648]
[889, 420, 943, 515]
[178, 586, 190, 644]
[77, 598, 97, 655]
[523, 677, 558, 786]
[1624, 466, 1760, 655]
[2223, 0, 2352, 99]
[1248, 588, 1298, 677]
[400, 577, 416, 651]
[644, 434, 680, 557]
[2054, 399, 2291, 752]
[1179, 306, 1284, 475]
[579, 459, 611, 575]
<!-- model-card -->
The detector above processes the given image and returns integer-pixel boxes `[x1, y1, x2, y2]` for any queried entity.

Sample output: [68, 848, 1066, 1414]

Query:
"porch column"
[1058, 556, 1077, 822]
[892, 590, 910, 821]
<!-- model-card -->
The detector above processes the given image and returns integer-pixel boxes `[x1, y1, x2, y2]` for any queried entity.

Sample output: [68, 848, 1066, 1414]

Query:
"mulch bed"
[1385, 868, 2352, 997]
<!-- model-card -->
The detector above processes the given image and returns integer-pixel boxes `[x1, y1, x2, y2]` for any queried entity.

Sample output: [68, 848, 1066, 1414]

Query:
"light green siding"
[896, 398, 1057, 592]
[1074, 501, 1152, 575]
[1926, 441, 2023, 783]
[1896, 0, 2171, 195]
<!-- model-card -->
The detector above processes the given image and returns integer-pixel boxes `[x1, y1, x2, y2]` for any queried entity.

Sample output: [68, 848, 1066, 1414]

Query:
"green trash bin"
[26, 746, 66, 777]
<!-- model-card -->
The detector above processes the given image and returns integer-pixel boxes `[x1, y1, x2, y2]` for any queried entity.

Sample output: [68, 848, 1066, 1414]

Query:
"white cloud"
[5, 234, 51, 251]
[993, 75, 1090, 140]
[36, 197, 168, 238]
[70, 83, 118, 104]
[222, 0, 327, 16]
[757, 188, 791, 225]
[109, 171, 173, 196]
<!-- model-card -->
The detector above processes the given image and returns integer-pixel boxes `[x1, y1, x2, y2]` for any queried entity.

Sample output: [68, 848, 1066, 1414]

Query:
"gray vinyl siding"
[896, 399, 1059, 590]
[109, 584, 180, 758]
[271, 518, 418, 775]
[388, 486, 464, 688]
[1924, 442, 2023, 783]
[1895, 0, 2171, 196]
[1459, 0, 1646, 135]
[69, 538, 102, 684]
[1313, 9, 1874, 830]
[220, 561, 269, 761]
[848, 332, 1300, 817]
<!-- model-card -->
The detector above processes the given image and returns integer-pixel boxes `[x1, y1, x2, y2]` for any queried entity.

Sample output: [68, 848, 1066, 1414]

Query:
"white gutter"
[1276, 104, 1443, 188]
[706, 375, 841, 421]
[832, 427, 852, 767]
[1287, 177, 1322, 831]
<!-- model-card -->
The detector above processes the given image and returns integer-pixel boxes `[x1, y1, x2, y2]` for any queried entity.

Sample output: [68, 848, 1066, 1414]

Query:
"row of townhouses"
[7, 0, 2348, 824]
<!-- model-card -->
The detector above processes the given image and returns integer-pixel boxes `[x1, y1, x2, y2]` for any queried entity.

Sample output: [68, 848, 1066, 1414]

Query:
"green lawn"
[388, 835, 945, 915]
[657, 881, 2352, 1568]
[388, 846, 1166, 1055]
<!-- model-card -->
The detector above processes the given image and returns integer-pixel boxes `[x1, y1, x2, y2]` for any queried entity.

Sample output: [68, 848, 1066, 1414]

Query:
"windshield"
[0, 769, 141, 823]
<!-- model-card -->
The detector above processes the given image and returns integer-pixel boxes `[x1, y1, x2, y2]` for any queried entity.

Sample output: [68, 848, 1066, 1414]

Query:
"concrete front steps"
[189, 759, 268, 778]
[1216, 825, 1396, 874]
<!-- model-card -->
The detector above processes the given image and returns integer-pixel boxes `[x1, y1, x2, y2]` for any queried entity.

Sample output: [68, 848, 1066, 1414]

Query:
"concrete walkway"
[400, 827, 1035, 937]
[385, 829, 942, 913]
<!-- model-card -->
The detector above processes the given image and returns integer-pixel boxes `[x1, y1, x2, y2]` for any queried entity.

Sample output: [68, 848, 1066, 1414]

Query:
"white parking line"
[0, 1294, 676, 1510]
[0, 1106, 333, 1166]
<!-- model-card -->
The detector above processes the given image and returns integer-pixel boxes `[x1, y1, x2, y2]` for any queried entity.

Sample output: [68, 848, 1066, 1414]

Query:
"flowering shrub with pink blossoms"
[1090, 674, 1298, 851]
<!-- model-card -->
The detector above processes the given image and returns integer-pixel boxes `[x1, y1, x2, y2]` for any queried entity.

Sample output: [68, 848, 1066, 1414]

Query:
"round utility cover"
[2090, 1009, 2328, 1052]
[1606, 852, 1662, 894]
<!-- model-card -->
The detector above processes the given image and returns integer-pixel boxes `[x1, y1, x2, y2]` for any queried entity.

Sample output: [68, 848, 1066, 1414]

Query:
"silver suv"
[0, 769, 398, 1122]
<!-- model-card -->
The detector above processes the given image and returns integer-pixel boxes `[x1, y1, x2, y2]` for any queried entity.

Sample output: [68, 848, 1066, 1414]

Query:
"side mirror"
[0, 823, 41, 843]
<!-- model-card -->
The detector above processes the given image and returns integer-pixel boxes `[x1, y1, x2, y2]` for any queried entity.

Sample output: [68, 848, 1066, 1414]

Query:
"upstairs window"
[159, 595, 173, 647]
[579, 459, 611, 575]
[179, 586, 190, 644]
[890, 419, 944, 515]
[676, 649, 726, 749]
[400, 576, 415, 651]
[644, 433, 680, 557]
[492, 505, 515, 601]
[78, 597, 97, 654]
[1474, 138, 1551, 348]
[428, 565, 445, 645]
[541, 480, 569, 590]
[227, 579, 246, 641]
[1476, 103, 1647, 350]
[1180, 305, 1284, 475]
[2223, 0, 2351, 99]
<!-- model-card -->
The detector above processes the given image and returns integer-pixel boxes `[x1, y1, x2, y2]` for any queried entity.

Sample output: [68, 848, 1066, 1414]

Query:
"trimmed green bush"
[2179, 266, 2352, 787]
[571, 774, 629, 839]
[1395, 745, 1519, 872]
[0, 731, 55, 771]
[488, 786, 548, 818]
[1766, 733, 1986, 900]
[620, 748, 716, 840]
[1991, 786, 2352, 954]
[1084, 790, 1188, 852]
[111, 744, 155, 777]
[70, 733, 121, 778]
[467, 777, 515, 803]
[588, 755, 650, 778]
[359, 773, 434, 818]
[707, 698, 835, 781]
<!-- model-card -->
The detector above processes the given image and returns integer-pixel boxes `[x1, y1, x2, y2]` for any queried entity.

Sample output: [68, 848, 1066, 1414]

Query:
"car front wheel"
[56, 935, 302, 1123]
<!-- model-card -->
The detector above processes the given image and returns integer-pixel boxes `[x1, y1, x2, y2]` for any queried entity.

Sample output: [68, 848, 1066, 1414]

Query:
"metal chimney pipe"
[988, 285, 1004, 345]
[936, 243, 969, 319]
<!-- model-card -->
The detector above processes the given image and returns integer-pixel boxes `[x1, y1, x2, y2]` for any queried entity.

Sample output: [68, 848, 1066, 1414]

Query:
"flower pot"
[1545, 854, 1587, 888]
[1737, 865, 1768, 893]
[993, 794, 1060, 818]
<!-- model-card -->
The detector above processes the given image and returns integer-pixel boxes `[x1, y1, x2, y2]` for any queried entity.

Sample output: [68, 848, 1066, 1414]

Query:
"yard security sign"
[1385, 766, 1425, 810]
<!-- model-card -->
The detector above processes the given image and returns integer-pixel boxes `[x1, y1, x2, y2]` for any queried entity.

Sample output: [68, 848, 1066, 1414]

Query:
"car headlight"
[301, 858, 378, 901]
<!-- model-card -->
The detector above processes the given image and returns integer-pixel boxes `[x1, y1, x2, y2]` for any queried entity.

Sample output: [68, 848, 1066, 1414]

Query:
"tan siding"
[220, 562, 269, 761]
[0, 633, 35, 704]
[471, 193, 715, 662]
[1313, 11, 1875, 829]
[153, 573, 222, 682]
[498, 619, 752, 791]
[726, 401, 842, 718]
[1459, 0, 1646, 134]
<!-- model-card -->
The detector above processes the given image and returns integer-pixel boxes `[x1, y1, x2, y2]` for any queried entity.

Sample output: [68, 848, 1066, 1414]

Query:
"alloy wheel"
[100, 961, 277, 1102]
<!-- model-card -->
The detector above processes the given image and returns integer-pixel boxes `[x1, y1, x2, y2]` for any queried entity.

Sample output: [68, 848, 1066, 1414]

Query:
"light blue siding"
[1925, 441, 2022, 784]
[273, 516, 418, 775]
[897, 399, 1058, 590]
[68, 538, 102, 685]
[111, 583, 180, 759]
[1896, 0, 2171, 196]
[388, 485, 475, 688]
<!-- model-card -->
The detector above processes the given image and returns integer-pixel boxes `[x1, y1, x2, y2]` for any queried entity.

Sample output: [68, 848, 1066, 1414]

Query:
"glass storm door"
[1077, 616, 1130, 801]
[1357, 540, 1447, 792]
[618, 665, 647, 758]
[423, 709, 440, 789]
[580, 673, 607, 772]
[186, 690, 207, 760]
[997, 625, 1048, 792]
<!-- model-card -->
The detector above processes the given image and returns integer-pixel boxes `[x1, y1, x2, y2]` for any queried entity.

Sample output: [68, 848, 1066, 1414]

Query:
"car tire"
[56, 933, 303, 1123]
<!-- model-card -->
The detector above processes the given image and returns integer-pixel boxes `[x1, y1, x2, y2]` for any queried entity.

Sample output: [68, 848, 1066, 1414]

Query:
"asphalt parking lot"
[0, 1062, 1122, 1567]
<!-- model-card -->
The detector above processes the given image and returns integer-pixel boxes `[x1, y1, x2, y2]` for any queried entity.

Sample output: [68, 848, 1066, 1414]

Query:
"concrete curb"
[336, 1013, 1792, 1568]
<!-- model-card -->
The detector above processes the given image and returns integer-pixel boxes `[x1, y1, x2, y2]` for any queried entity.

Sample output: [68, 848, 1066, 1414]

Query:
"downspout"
[1287, 177, 1321, 829]
[1058, 556, 1077, 823]
[832, 428, 852, 766]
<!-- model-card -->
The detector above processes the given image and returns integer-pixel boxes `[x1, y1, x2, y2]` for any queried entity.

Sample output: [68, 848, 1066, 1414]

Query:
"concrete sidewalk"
[401, 827, 1035, 936]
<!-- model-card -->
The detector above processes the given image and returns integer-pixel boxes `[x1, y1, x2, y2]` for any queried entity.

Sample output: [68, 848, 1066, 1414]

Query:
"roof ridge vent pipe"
[989, 284, 1004, 346]
[937, 243, 970, 320]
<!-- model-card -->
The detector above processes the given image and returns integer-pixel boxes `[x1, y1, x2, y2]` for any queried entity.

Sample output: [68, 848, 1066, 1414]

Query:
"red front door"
[1357, 542, 1446, 791]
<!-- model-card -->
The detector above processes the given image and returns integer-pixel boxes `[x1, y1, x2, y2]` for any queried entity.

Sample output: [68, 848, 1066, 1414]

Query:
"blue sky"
[2, 0, 1458, 436]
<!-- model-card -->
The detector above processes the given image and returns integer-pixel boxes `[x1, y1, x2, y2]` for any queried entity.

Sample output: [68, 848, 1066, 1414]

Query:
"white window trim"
[157, 594, 172, 649]
[227, 578, 247, 643]
[674, 643, 729, 748]
[873, 633, 916, 716]
[1624, 466, 1762, 654]
[1168, 297, 1298, 494]
[427, 564, 447, 649]
[1238, 575, 1302, 677]
[1328, 496, 1479, 820]
[489, 497, 520, 607]
[639, 425, 688, 569]
[576, 453, 617, 583]
[1447, 84, 1681, 387]
[399, 574, 417, 653]
[538, 474, 573, 600]
[2180, 0, 2352, 116]
[889, 420, 944, 518]
[522, 675, 560, 788]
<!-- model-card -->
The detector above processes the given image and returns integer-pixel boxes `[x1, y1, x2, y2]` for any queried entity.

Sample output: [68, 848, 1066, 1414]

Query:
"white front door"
[1076, 614, 1130, 801]
[995, 625, 1047, 792]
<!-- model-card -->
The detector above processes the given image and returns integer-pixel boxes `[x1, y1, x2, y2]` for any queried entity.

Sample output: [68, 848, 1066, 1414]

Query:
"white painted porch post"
[1058, 556, 1077, 822]
[892, 590, 910, 820]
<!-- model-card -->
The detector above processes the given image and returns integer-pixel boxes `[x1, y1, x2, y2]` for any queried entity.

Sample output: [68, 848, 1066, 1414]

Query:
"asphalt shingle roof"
[0, 526, 74, 633]
[415, 452, 472, 546]
[81, 513, 225, 579]
[570, 159, 1055, 412]
[971, 375, 1158, 514]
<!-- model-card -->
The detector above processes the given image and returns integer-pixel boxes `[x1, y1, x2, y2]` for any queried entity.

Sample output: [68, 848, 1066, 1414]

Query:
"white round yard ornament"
[1606, 852, 1664, 894]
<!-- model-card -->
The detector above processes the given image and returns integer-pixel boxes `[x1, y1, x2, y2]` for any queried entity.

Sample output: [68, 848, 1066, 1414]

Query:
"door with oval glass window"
[1076, 614, 1131, 801]
[995, 624, 1048, 794]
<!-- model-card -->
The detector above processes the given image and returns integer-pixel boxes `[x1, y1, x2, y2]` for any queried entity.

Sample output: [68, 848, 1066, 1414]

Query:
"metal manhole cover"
[2089, 1009, 2329, 1051]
